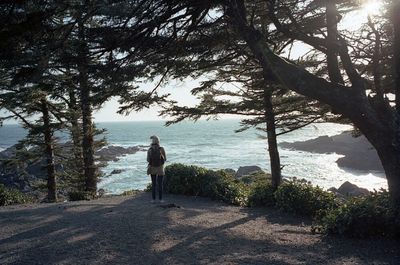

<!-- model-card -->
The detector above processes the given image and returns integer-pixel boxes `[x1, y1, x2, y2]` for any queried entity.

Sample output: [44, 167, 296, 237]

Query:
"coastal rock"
[280, 131, 384, 172]
[327, 187, 347, 200]
[96, 145, 146, 162]
[97, 189, 106, 197]
[0, 146, 17, 159]
[327, 187, 338, 193]
[336, 154, 382, 171]
[110, 169, 126, 175]
[337, 181, 370, 197]
[280, 135, 334, 153]
[235, 166, 262, 178]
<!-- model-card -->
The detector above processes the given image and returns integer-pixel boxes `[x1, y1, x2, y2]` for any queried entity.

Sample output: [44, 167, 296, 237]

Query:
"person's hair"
[150, 135, 160, 145]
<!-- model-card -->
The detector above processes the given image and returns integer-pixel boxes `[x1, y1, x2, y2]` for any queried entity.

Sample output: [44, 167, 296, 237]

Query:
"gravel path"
[0, 192, 399, 265]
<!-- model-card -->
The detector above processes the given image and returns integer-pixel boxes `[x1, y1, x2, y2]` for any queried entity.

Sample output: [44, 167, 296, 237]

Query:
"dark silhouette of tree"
[220, 0, 400, 206]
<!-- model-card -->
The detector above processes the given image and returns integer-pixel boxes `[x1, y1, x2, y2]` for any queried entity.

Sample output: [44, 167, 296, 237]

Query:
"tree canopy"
[1, 0, 400, 207]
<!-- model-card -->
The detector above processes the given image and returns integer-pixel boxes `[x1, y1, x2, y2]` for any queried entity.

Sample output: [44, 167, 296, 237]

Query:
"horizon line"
[1, 117, 243, 126]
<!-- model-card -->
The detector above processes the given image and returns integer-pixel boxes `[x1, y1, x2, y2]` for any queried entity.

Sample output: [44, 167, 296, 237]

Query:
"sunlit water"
[0, 120, 387, 194]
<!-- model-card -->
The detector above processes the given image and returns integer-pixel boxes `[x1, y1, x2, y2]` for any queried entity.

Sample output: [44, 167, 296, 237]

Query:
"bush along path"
[160, 164, 400, 239]
[0, 184, 33, 206]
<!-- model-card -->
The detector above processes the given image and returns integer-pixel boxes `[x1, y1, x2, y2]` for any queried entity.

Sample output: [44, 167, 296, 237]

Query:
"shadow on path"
[0, 192, 399, 265]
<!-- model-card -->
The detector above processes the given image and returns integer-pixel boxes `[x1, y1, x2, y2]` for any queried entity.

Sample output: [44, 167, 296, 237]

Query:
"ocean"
[0, 120, 387, 194]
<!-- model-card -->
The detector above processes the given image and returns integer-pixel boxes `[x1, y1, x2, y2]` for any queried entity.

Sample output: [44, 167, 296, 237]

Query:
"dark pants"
[151, 175, 163, 200]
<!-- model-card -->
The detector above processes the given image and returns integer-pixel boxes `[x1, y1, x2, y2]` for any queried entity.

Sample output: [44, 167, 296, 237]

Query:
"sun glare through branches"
[361, 0, 383, 16]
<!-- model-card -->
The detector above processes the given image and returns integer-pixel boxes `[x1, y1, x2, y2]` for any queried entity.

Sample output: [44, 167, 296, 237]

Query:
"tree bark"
[393, 1, 400, 110]
[376, 144, 400, 206]
[264, 90, 281, 190]
[41, 99, 57, 202]
[326, 1, 344, 84]
[367, 17, 383, 98]
[77, 20, 97, 195]
[68, 87, 85, 188]
[390, 1, 400, 208]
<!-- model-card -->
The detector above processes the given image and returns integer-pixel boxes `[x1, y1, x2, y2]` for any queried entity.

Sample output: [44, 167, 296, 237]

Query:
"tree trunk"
[41, 99, 57, 202]
[326, 1, 344, 84]
[68, 87, 85, 189]
[376, 144, 400, 207]
[264, 90, 281, 190]
[390, 0, 400, 208]
[77, 20, 96, 195]
[393, 1, 400, 110]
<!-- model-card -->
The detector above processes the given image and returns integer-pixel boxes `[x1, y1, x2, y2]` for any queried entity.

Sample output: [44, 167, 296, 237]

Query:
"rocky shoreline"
[1, 131, 385, 198]
[96, 145, 148, 162]
[279, 131, 384, 172]
[0, 144, 148, 194]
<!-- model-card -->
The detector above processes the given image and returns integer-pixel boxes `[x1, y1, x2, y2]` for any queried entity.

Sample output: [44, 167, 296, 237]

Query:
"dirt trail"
[0, 192, 399, 265]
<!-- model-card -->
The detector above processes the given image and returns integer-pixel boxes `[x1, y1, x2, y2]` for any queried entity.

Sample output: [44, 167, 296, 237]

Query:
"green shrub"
[164, 163, 208, 195]
[248, 179, 275, 207]
[164, 163, 249, 206]
[144, 183, 152, 192]
[210, 173, 249, 206]
[239, 171, 270, 185]
[274, 178, 338, 218]
[0, 184, 31, 206]
[68, 190, 91, 201]
[121, 189, 140, 196]
[317, 190, 400, 238]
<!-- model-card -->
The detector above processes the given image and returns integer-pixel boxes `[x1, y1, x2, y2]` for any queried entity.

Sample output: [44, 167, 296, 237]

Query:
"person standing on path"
[147, 135, 166, 203]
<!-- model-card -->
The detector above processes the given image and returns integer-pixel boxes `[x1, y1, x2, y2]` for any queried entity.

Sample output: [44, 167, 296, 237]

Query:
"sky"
[95, 75, 250, 122]
[94, 78, 201, 122]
